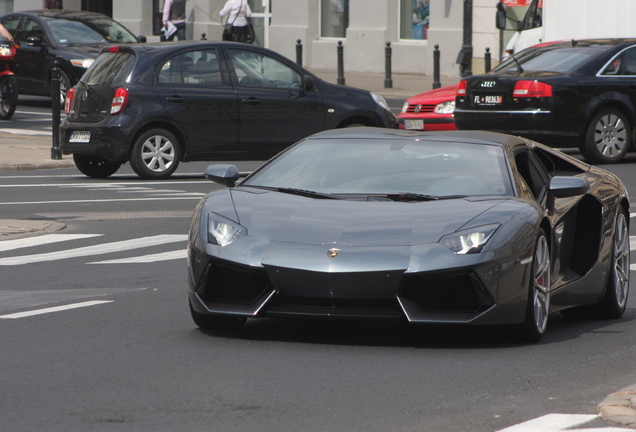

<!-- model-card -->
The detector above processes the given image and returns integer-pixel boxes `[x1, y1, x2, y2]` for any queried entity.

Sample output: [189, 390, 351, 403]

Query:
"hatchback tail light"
[512, 80, 553, 97]
[457, 80, 468, 96]
[64, 87, 75, 115]
[110, 87, 129, 115]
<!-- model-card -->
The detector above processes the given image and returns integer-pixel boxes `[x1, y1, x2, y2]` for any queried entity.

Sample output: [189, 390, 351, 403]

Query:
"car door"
[154, 48, 240, 156]
[225, 47, 326, 153]
[11, 16, 51, 95]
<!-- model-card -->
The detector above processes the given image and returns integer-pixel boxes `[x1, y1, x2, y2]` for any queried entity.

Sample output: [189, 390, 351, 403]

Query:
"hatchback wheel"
[581, 108, 630, 164]
[130, 129, 181, 180]
[73, 154, 121, 178]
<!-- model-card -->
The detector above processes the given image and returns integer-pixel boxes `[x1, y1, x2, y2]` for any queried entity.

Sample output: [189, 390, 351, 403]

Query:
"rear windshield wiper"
[276, 187, 341, 200]
[385, 192, 468, 202]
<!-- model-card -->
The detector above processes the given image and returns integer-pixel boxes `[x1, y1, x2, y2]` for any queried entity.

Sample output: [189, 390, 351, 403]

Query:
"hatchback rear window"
[83, 52, 135, 86]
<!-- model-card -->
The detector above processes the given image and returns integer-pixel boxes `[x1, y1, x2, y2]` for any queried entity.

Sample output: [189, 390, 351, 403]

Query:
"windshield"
[494, 47, 606, 74]
[242, 138, 514, 198]
[45, 17, 137, 44]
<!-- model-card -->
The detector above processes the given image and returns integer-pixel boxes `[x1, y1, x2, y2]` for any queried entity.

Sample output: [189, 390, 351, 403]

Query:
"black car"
[188, 128, 630, 342]
[0, 9, 144, 103]
[454, 39, 636, 164]
[60, 41, 398, 179]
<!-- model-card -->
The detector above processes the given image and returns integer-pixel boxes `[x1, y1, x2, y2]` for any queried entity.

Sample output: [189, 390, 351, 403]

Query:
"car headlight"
[371, 91, 389, 110]
[434, 100, 455, 114]
[70, 58, 95, 68]
[208, 212, 246, 247]
[401, 101, 409, 114]
[440, 223, 500, 254]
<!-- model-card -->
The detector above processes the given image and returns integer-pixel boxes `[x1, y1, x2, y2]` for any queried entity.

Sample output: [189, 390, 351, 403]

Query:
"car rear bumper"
[60, 120, 132, 162]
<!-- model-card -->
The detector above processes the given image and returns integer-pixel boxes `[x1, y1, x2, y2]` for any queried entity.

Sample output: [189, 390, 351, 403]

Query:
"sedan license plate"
[69, 131, 91, 143]
[474, 94, 503, 106]
[405, 119, 424, 130]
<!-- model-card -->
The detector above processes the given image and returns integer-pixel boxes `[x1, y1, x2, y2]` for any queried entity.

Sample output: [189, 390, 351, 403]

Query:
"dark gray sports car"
[187, 128, 630, 342]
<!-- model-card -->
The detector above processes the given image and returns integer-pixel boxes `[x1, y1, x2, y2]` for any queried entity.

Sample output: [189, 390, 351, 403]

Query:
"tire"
[518, 230, 551, 343]
[189, 301, 246, 330]
[73, 154, 122, 178]
[0, 75, 18, 120]
[581, 108, 630, 164]
[129, 129, 181, 180]
[598, 207, 630, 318]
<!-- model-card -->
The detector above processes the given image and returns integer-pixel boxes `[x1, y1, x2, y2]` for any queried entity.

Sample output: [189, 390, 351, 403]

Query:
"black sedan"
[60, 41, 398, 179]
[187, 128, 630, 342]
[0, 9, 144, 103]
[454, 39, 636, 164]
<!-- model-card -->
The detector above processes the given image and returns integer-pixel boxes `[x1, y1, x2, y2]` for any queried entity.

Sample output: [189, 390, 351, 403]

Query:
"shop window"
[321, 0, 348, 38]
[400, 0, 429, 40]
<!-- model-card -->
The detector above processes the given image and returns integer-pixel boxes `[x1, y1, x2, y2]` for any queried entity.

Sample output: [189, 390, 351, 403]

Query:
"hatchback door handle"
[166, 96, 185, 103]
[242, 97, 261, 105]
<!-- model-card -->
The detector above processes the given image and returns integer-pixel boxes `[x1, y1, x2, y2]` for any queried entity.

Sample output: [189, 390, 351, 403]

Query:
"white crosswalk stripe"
[0, 234, 102, 253]
[0, 234, 187, 266]
[90, 249, 188, 264]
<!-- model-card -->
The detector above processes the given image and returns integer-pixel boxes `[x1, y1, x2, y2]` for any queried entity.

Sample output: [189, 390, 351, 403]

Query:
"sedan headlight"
[434, 100, 455, 114]
[70, 58, 95, 68]
[371, 91, 389, 110]
[208, 213, 246, 247]
[440, 223, 500, 254]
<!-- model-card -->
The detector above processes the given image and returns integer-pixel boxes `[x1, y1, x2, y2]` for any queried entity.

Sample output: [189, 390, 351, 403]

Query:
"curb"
[0, 219, 67, 240]
[598, 385, 636, 429]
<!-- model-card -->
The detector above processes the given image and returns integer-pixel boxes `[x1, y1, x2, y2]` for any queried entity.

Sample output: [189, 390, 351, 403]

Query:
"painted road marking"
[0, 300, 113, 319]
[0, 234, 102, 253]
[495, 413, 632, 431]
[90, 249, 187, 264]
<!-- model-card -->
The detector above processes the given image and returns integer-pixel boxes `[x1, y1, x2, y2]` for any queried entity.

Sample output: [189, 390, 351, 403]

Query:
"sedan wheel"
[130, 129, 181, 180]
[582, 108, 630, 164]
[519, 231, 550, 342]
[599, 207, 630, 318]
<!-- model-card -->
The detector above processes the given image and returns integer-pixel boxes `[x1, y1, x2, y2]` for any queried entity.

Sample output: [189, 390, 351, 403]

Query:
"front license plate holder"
[69, 131, 91, 143]
[405, 119, 424, 130]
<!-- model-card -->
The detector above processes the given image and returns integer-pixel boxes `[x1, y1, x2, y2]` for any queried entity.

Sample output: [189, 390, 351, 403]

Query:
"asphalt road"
[1, 160, 635, 432]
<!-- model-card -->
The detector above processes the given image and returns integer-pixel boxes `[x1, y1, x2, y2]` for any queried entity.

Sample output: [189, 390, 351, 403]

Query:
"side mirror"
[204, 164, 240, 187]
[548, 176, 589, 198]
[496, 1, 507, 30]
[26, 36, 42, 46]
[303, 75, 314, 91]
[137, 35, 147, 43]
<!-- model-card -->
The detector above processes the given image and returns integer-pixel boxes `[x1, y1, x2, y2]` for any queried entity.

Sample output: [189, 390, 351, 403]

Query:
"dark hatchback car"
[60, 41, 398, 179]
[454, 39, 636, 164]
[0, 9, 144, 103]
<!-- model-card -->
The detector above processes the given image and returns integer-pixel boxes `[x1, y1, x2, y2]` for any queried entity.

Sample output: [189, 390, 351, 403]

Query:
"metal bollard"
[200, 33, 207, 40]
[51, 60, 62, 160]
[337, 41, 345, 86]
[296, 39, 303, 67]
[433, 44, 441, 89]
[384, 42, 393, 89]
[485, 47, 491, 73]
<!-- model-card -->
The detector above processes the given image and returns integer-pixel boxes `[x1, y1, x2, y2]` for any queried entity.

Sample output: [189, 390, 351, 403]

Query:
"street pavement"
[1, 69, 636, 430]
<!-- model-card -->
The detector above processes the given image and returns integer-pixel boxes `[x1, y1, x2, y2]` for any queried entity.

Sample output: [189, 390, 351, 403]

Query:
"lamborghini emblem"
[327, 248, 341, 259]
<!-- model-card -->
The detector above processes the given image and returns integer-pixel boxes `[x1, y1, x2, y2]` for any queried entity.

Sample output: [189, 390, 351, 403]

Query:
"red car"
[398, 84, 457, 131]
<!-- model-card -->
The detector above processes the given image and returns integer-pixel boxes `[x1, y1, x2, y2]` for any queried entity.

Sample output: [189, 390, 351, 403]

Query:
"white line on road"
[90, 249, 187, 264]
[0, 234, 102, 253]
[0, 234, 188, 265]
[495, 413, 632, 431]
[0, 196, 202, 206]
[0, 300, 113, 319]
[0, 128, 50, 136]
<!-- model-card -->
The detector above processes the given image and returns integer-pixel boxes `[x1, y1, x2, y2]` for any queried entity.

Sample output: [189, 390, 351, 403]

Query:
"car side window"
[515, 150, 550, 202]
[228, 49, 302, 89]
[1, 16, 22, 38]
[158, 49, 222, 86]
[22, 18, 46, 43]
[623, 48, 636, 75]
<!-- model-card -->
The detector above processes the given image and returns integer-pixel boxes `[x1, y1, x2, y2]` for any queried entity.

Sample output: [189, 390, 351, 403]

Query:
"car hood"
[406, 84, 457, 105]
[229, 188, 504, 247]
[56, 43, 114, 57]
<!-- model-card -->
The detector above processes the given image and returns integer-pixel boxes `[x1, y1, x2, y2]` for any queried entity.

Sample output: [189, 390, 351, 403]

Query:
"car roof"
[537, 38, 636, 51]
[305, 128, 529, 150]
[5, 9, 116, 20]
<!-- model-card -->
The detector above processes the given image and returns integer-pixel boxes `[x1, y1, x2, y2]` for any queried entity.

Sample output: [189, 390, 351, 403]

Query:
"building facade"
[8, 0, 506, 78]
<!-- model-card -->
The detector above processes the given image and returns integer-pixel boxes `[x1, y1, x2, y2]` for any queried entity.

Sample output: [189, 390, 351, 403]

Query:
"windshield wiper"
[385, 192, 468, 202]
[276, 187, 341, 200]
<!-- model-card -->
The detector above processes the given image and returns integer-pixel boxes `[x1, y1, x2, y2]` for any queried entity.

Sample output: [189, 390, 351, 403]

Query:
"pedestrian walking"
[220, 0, 253, 44]
[44, 0, 63, 8]
[162, 0, 187, 41]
